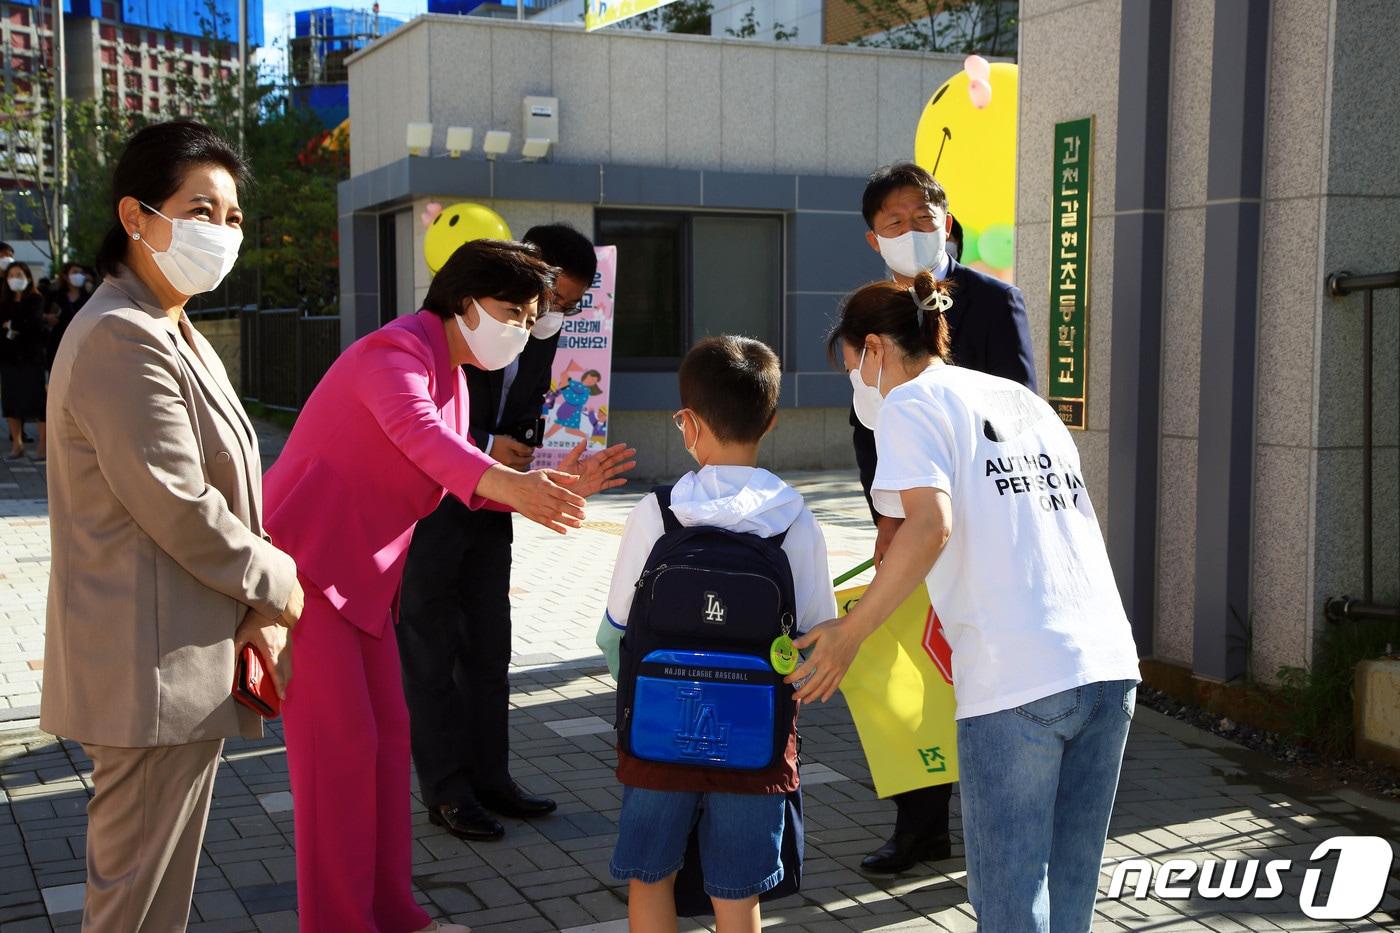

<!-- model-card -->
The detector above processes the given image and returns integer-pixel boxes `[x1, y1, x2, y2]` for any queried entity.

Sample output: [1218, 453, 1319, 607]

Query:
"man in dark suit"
[853, 162, 1037, 874]
[398, 224, 600, 841]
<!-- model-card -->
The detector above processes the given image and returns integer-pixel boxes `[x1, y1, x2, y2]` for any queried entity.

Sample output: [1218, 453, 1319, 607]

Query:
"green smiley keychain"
[770, 617, 798, 675]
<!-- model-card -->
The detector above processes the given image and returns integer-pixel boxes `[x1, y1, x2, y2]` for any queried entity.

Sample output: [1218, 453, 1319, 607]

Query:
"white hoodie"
[597, 465, 838, 678]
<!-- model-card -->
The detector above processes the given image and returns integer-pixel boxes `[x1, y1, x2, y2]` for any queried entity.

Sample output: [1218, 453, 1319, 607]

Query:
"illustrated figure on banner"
[544, 359, 606, 444]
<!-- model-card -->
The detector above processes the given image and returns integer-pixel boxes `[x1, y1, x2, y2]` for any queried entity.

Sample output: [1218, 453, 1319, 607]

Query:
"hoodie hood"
[666, 466, 804, 538]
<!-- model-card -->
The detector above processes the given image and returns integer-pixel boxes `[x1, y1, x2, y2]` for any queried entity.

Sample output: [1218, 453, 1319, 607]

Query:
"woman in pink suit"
[263, 239, 632, 932]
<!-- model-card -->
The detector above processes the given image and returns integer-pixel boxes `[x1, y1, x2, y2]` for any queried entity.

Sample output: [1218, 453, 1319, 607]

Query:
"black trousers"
[397, 496, 514, 809]
[893, 783, 952, 838]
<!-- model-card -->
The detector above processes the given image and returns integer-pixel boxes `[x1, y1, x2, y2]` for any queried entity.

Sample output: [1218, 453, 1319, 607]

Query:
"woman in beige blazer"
[42, 120, 305, 932]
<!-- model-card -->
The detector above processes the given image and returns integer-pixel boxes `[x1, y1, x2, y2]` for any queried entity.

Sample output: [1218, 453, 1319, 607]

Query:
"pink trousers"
[282, 589, 431, 933]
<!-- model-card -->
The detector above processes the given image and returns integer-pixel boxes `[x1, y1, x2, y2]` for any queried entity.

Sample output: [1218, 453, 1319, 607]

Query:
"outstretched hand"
[560, 439, 637, 498]
[784, 617, 867, 703]
[478, 464, 587, 534]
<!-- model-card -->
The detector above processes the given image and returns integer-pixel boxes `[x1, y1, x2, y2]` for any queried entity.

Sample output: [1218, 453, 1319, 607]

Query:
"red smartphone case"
[233, 644, 280, 719]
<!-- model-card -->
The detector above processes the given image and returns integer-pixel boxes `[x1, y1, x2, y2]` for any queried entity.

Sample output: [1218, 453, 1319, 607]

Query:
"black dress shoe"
[477, 782, 557, 819]
[428, 802, 504, 841]
[860, 831, 953, 874]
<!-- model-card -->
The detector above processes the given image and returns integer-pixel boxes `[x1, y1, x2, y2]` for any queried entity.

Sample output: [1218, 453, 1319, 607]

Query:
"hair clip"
[907, 286, 953, 326]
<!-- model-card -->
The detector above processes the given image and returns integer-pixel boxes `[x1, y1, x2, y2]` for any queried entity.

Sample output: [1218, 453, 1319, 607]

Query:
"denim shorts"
[609, 786, 785, 900]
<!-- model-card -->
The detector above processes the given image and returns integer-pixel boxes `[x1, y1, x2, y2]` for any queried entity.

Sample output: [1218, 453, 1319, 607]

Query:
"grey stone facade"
[1016, 0, 1400, 682]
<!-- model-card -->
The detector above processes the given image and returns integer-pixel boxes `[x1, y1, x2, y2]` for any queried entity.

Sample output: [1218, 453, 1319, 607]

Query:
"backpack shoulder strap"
[652, 484, 682, 535]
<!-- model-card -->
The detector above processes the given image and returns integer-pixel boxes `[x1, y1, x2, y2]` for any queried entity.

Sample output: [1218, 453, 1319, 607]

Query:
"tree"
[611, 0, 713, 35]
[65, 96, 150, 269]
[0, 75, 64, 269]
[842, 0, 1016, 54]
[723, 6, 798, 41]
[5, 0, 344, 311]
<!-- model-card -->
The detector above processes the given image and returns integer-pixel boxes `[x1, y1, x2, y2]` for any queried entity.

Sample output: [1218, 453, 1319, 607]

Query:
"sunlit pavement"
[1, 425, 1397, 931]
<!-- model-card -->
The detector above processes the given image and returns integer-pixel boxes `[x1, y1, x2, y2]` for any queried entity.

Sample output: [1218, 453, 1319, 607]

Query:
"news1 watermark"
[1108, 836, 1394, 921]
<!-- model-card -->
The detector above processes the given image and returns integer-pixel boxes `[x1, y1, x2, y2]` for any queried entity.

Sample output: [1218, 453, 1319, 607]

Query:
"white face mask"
[68, 272, 87, 288]
[138, 202, 243, 296]
[674, 410, 700, 465]
[7, 276, 27, 293]
[531, 310, 564, 340]
[849, 345, 885, 430]
[876, 229, 947, 279]
[0, 257, 13, 271]
[456, 298, 530, 371]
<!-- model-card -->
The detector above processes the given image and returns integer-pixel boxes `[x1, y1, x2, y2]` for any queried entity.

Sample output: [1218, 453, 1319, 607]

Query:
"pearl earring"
[131, 232, 141, 241]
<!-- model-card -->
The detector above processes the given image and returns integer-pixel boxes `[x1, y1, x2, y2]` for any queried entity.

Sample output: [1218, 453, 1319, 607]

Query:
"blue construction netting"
[5, 0, 102, 15]
[117, 0, 265, 46]
[426, 0, 490, 15]
[293, 6, 404, 51]
[290, 82, 348, 127]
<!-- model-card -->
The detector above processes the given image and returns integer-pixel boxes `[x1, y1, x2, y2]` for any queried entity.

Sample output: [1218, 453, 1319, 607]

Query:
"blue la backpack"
[616, 485, 799, 772]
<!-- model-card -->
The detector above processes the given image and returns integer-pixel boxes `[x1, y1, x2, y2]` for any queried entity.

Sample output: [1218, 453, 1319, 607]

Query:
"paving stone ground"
[2, 422, 1398, 930]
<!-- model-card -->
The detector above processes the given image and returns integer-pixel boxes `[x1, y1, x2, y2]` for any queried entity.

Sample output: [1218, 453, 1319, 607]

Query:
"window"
[596, 210, 783, 370]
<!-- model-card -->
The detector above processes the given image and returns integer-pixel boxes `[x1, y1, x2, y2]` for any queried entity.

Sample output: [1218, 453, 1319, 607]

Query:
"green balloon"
[959, 229, 981, 265]
[978, 224, 1015, 270]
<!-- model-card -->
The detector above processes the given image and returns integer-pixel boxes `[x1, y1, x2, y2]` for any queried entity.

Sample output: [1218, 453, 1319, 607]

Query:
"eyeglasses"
[550, 292, 584, 317]
[672, 410, 687, 432]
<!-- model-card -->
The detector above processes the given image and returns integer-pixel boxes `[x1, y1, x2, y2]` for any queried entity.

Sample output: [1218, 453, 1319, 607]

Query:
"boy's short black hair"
[523, 223, 598, 284]
[679, 336, 781, 444]
[861, 162, 948, 230]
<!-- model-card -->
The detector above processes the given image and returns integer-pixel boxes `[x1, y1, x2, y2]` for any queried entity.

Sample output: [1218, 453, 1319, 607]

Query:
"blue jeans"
[956, 679, 1136, 933]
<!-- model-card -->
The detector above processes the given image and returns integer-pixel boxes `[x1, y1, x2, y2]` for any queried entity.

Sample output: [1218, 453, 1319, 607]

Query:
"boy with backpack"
[596, 336, 837, 932]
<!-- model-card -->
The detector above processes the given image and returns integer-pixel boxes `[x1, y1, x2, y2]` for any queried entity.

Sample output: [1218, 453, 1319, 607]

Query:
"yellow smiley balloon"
[914, 62, 1018, 282]
[423, 202, 512, 274]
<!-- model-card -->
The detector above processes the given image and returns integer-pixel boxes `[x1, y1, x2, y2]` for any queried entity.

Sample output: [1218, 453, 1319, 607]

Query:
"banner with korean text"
[1048, 117, 1093, 430]
[836, 578, 960, 798]
[533, 246, 617, 471]
[585, 0, 678, 31]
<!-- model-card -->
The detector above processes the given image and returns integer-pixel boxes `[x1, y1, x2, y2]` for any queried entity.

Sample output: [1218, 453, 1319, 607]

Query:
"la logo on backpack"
[617, 485, 799, 772]
[702, 591, 727, 624]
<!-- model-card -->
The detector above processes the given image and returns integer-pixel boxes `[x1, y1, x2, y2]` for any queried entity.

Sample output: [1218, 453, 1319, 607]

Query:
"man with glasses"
[398, 224, 600, 841]
[852, 163, 1036, 874]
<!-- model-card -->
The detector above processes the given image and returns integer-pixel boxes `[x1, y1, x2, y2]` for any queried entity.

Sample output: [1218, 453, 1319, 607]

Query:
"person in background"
[397, 224, 635, 842]
[44, 262, 94, 367]
[794, 273, 1140, 931]
[2, 260, 48, 461]
[851, 162, 1036, 875]
[42, 120, 303, 931]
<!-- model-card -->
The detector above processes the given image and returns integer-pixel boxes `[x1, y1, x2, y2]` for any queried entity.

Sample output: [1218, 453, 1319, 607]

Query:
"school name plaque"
[1049, 116, 1093, 430]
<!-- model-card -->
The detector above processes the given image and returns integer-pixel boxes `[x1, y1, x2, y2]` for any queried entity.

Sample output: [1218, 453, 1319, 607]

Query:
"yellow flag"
[836, 582, 959, 798]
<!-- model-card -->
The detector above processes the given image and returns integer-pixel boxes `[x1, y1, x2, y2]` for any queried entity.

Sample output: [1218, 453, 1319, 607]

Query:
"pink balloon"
[964, 54, 991, 81]
[968, 77, 992, 109]
[420, 202, 444, 230]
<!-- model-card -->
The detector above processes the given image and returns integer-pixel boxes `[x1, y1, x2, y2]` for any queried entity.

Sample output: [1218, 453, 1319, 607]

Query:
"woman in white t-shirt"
[789, 271, 1142, 933]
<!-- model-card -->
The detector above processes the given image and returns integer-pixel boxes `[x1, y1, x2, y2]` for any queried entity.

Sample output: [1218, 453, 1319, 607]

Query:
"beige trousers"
[79, 739, 224, 932]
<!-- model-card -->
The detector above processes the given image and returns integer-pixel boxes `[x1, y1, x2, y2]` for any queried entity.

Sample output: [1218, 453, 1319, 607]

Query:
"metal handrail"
[1323, 269, 1400, 624]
